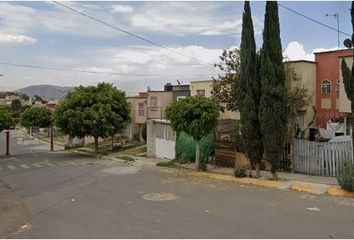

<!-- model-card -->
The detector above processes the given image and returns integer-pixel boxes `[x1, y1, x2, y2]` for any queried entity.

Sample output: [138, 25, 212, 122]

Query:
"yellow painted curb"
[327, 187, 354, 198]
[290, 182, 318, 194]
[190, 172, 283, 188]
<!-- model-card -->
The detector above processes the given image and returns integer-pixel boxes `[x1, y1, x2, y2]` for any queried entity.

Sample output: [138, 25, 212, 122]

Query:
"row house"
[125, 92, 148, 140]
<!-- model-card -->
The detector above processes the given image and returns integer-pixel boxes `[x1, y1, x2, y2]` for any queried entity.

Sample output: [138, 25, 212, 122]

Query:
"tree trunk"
[272, 170, 278, 181]
[248, 161, 253, 178]
[195, 140, 201, 170]
[94, 137, 99, 153]
[352, 119, 354, 161]
[255, 162, 260, 178]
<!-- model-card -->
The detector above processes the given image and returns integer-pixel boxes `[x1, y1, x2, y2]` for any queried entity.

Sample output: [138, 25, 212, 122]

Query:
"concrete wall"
[287, 61, 317, 134]
[127, 97, 147, 124]
[147, 120, 156, 157]
[172, 90, 190, 102]
[146, 91, 173, 119]
[314, 49, 352, 127]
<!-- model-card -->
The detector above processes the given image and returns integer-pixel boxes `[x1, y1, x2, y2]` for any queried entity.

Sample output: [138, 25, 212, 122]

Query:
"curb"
[188, 171, 354, 198]
[70, 151, 354, 199]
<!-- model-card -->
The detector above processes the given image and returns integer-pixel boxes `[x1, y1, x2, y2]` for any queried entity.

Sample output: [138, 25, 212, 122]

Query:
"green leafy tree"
[212, 48, 240, 112]
[341, 1, 354, 152]
[20, 94, 29, 101]
[239, 1, 263, 178]
[11, 99, 23, 117]
[259, 1, 287, 180]
[54, 82, 131, 153]
[0, 107, 14, 132]
[165, 96, 219, 170]
[20, 107, 52, 128]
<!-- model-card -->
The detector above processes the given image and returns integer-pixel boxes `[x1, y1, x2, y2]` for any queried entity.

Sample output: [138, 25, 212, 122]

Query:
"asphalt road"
[1, 151, 354, 238]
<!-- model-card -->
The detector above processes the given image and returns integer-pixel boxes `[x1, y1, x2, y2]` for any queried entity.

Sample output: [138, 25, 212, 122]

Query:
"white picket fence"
[293, 139, 353, 177]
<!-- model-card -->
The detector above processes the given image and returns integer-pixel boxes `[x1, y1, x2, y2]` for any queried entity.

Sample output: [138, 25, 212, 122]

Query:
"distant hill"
[15, 85, 74, 100]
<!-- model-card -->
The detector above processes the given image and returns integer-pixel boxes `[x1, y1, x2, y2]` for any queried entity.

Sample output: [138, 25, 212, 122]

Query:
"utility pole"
[326, 12, 340, 50]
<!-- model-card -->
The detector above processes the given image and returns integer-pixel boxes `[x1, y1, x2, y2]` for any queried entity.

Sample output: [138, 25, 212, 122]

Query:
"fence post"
[5, 131, 10, 156]
[50, 125, 54, 152]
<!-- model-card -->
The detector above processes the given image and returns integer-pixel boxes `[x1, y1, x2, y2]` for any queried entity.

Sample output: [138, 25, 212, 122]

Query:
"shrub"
[337, 161, 354, 192]
[141, 123, 147, 142]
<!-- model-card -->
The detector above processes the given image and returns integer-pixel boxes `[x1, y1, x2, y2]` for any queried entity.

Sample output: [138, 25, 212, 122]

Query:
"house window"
[196, 89, 205, 96]
[321, 80, 331, 94]
[177, 96, 186, 101]
[336, 80, 340, 95]
[150, 96, 157, 111]
[138, 102, 144, 116]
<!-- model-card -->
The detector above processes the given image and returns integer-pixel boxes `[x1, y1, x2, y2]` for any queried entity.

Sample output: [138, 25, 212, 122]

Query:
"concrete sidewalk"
[182, 164, 338, 186]
[71, 150, 354, 198]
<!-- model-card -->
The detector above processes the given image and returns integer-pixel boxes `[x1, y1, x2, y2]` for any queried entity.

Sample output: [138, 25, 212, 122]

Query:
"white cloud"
[283, 41, 314, 61]
[130, 2, 254, 36]
[0, 2, 258, 39]
[111, 5, 134, 14]
[1, 44, 224, 93]
[0, 34, 37, 45]
[0, 2, 37, 35]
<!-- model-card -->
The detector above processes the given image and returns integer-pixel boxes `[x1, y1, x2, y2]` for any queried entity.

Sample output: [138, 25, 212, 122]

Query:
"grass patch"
[156, 159, 180, 168]
[117, 155, 135, 162]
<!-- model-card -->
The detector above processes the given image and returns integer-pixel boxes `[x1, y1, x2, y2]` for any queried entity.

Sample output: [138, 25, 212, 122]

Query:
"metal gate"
[0, 128, 63, 156]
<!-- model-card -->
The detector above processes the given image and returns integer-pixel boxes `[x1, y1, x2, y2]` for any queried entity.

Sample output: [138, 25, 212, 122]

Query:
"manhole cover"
[142, 193, 178, 201]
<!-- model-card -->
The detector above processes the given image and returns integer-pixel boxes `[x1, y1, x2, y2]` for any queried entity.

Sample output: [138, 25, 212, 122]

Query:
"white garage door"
[155, 124, 176, 159]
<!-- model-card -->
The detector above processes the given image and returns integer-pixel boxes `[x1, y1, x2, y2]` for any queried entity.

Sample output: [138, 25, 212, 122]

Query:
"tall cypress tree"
[239, 1, 263, 178]
[341, 1, 354, 153]
[259, 1, 287, 180]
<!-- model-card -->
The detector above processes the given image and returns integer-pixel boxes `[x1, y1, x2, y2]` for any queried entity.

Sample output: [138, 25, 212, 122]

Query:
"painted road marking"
[32, 163, 43, 168]
[7, 165, 16, 170]
[46, 162, 56, 167]
[19, 164, 30, 169]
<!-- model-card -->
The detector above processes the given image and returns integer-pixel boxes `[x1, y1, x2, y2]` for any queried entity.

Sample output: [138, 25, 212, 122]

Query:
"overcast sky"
[0, 1, 352, 94]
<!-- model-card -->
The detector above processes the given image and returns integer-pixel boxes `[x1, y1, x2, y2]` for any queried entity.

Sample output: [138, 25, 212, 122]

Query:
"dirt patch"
[0, 180, 31, 237]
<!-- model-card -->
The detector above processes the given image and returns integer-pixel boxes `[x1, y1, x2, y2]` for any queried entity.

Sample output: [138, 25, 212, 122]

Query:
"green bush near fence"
[176, 131, 215, 164]
[337, 161, 354, 192]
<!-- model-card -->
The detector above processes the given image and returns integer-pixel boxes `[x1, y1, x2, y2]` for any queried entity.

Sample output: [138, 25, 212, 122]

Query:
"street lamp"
[325, 12, 340, 50]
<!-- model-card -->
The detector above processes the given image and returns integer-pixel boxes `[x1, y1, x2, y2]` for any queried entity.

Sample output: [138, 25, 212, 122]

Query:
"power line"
[0, 62, 218, 77]
[279, 3, 351, 37]
[52, 1, 215, 66]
